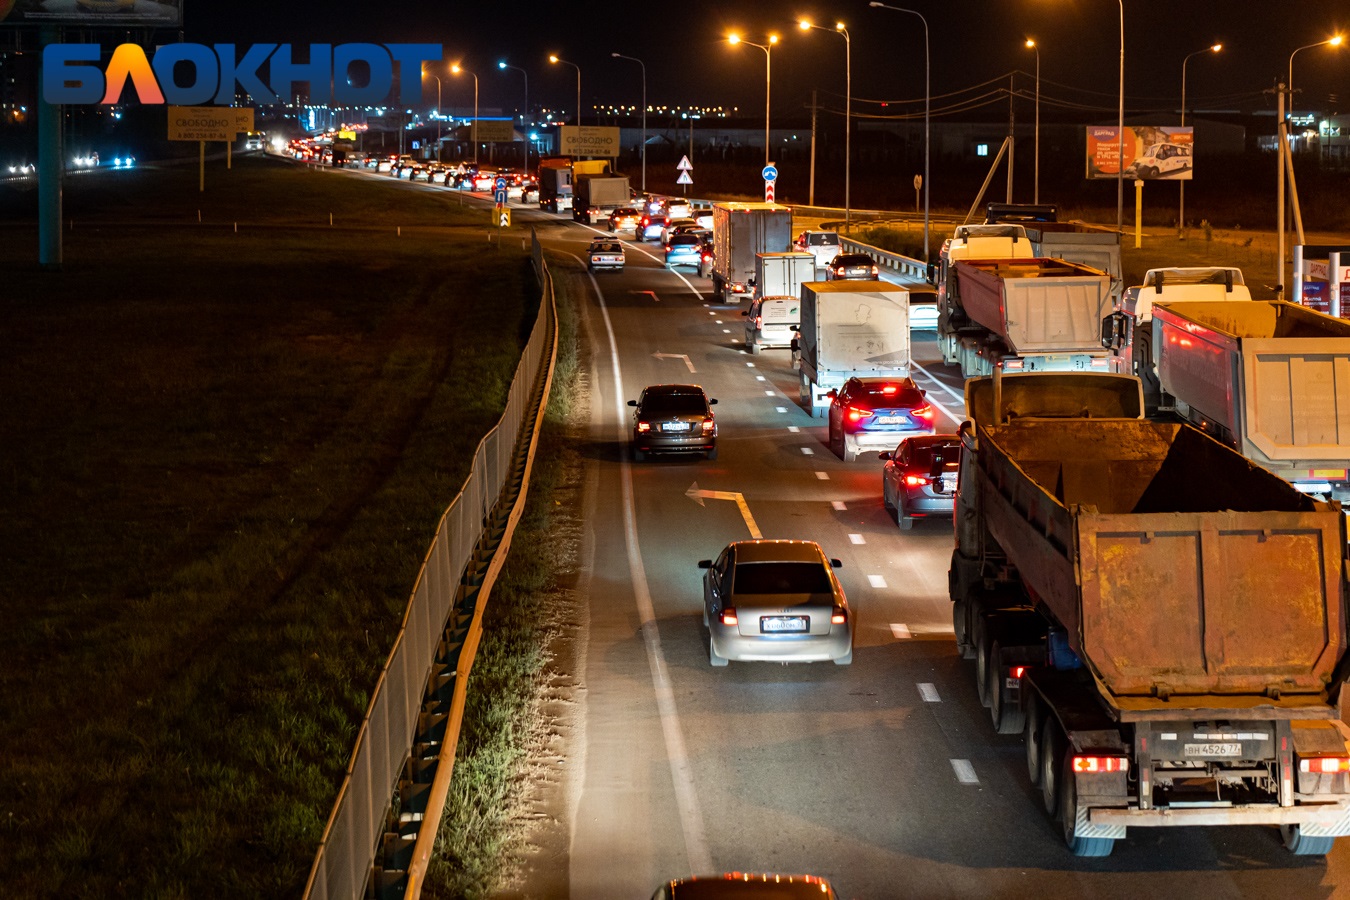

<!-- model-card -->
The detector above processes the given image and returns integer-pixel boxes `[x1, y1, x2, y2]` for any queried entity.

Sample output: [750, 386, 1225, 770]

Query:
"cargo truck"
[538, 164, 573, 213]
[1149, 299, 1350, 499]
[752, 251, 815, 301]
[950, 371, 1350, 858]
[573, 173, 631, 225]
[984, 203, 1122, 294]
[797, 281, 911, 416]
[711, 202, 793, 303]
[938, 257, 1115, 378]
[1100, 267, 1252, 410]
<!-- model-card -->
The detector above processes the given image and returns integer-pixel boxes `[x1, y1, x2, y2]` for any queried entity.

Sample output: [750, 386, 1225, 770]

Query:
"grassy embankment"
[0, 156, 547, 898]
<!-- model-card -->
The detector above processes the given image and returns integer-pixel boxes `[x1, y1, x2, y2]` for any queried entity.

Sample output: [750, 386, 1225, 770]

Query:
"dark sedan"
[628, 384, 718, 460]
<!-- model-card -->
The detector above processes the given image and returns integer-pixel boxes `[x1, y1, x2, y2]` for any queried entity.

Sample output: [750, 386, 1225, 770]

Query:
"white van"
[743, 296, 801, 355]
[795, 229, 842, 270]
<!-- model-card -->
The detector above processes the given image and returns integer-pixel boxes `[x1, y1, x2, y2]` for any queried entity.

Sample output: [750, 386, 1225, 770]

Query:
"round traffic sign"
[495, 176, 508, 190]
[761, 164, 779, 183]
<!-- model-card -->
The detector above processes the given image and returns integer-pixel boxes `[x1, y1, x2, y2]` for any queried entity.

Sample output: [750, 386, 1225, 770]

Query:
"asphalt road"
[330, 165, 1350, 898]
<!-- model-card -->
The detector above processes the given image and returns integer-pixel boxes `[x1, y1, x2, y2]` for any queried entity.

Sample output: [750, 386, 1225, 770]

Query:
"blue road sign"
[494, 177, 508, 191]
[761, 164, 779, 183]
[494, 189, 508, 205]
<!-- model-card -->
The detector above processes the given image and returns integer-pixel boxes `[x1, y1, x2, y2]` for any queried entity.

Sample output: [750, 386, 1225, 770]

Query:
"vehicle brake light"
[1072, 756, 1129, 774]
[720, 607, 738, 626]
[881, 385, 898, 395]
[1300, 757, 1350, 774]
[904, 474, 930, 487]
[1090, 358, 1110, 368]
[832, 267, 844, 277]
[1002, 359, 1025, 370]
[912, 404, 935, 421]
[1010, 666, 1026, 678]
[754, 316, 763, 329]
[846, 406, 872, 423]
[831, 605, 848, 625]
[871, 266, 879, 275]
[701, 416, 716, 434]
[636, 421, 651, 433]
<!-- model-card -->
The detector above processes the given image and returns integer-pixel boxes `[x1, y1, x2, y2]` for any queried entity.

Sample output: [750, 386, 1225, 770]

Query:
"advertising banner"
[1086, 126, 1193, 181]
[472, 119, 516, 143]
[167, 106, 254, 142]
[1, 0, 183, 27]
[559, 126, 621, 158]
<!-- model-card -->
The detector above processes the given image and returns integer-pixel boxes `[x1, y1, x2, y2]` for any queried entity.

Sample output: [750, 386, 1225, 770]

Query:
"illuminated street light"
[549, 55, 582, 127]
[611, 53, 646, 192]
[868, 2, 930, 258]
[451, 63, 478, 164]
[422, 63, 442, 162]
[727, 33, 778, 169]
[1025, 39, 1039, 205]
[799, 19, 851, 225]
[498, 60, 529, 170]
[1179, 43, 1221, 233]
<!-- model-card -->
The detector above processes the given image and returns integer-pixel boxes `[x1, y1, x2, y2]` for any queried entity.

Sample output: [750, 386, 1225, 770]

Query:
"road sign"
[494, 189, 508, 205]
[498, 208, 511, 228]
[495, 176, 507, 191]
[677, 155, 693, 171]
[764, 182, 775, 202]
[761, 164, 779, 183]
[676, 171, 693, 186]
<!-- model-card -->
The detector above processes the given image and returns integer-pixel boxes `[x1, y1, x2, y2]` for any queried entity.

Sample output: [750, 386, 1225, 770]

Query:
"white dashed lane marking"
[815, 471, 830, 481]
[951, 760, 979, 785]
[868, 574, 888, 589]
[831, 501, 846, 510]
[801, 448, 814, 455]
[848, 533, 864, 544]
[890, 623, 912, 639]
[918, 683, 941, 703]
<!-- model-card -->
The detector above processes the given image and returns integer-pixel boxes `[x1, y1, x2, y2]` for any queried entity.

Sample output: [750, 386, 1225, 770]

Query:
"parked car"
[698, 540, 853, 666]
[652, 873, 841, 899]
[880, 434, 961, 529]
[823, 252, 880, 281]
[587, 238, 626, 273]
[826, 376, 935, 462]
[664, 234, 705, 271]
[795, 229, 842, 269]
[608, 207, 642, 232]
[628, 384, 717, 460]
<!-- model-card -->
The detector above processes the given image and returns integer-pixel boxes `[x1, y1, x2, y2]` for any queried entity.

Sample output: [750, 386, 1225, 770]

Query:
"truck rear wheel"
[988, 641, 1026, 734]
[1281, 825, 1336, 857]
[1060, 755, 1116, 857]
[1040, 717, 1064, 817]
[952, 597, 974, 660]
[974, 615, 993, 708]
[1024, 692, 1045, 785]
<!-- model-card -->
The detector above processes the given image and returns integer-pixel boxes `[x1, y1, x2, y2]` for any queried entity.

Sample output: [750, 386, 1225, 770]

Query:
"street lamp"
[727, 33, 778, 169]
[498, 61, 529, 171]
[423, 64, 442, 162]
[451, 63, 478, 164]
[1025, 39, 1040, 205]
[1115, 0, 1124, 235]
[1179, 43, 1221, 233]
[868, 3, 930, 259]
[1280, 34, 1343, 297]
[549, 55, 582, 127]
[1289, 34, 1344, 116]
[611, 53, 646, 192]
[799, 19, 851, 226]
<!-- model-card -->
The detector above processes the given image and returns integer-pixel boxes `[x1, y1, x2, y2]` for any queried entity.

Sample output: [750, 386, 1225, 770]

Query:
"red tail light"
[870, 266, 879, 275]
[832, 267, 844, 277]
[912, 404, 935, 421]
[1010, 666, 1026, 678]
[904, 474, 930, 487]
[720, 607, 738, 626]
[701, 417, 715, 434]
[636, 421, 651, 433]
[1072, 756, 1129, 774]
[846, 406, 872, 423]
[754, 315, 763, 329]
[1300, 757, 1350, 773]
[831, 605, 848, 625]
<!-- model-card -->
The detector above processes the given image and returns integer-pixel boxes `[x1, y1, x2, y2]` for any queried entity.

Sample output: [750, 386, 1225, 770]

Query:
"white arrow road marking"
[629, 290, 660, 302]
[652, 352, 696, 373]
[685, 482, 763, 539]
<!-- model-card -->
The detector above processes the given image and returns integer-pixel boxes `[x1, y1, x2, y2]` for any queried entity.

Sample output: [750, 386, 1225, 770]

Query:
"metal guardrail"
[302, 230, 556, 900]
[837, 234, 930, 282]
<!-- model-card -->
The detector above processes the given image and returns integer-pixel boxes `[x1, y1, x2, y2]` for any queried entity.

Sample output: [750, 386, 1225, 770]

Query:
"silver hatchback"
[699, 540, 853, 666]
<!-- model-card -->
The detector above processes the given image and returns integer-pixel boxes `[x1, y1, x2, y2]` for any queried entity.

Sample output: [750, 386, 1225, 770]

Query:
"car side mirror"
[741, 310, 749, 317]
[698, 559, 713, 568]
[825, 389, 838, 400]
[709, 399, 718, 405]
[790, 325, 800, 332]
[1100, 311, 1128, 351]
[627, 400, 638, 407]
[830, 558, 843, 568]
[878, 451, 892, 461]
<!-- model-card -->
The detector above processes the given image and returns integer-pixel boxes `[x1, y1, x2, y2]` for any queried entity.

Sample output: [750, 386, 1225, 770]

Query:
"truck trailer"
[938, 257, 1115, 377]
[950, 371, 1350, 858]
[797, 281, 912, 416]
[573, 173, 631, 225]
[753, 251, 815, 301]
[1150, 299, 1350, 499]
[711, 203, 793, 303]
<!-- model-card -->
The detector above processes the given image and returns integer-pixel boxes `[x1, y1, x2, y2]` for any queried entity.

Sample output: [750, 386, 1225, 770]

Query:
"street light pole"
[799, 20, 851, 226]
[498, 61, 529, 171]
[1281, 35, 1344, 297]
[1026, 39, 1039, 205]
[451, 64, 478, 164]
[549, 55, 582, 128]
[611, 53, 646, 192]
[868, 3, 929, 259]
[423, 66, 442, 162]
[727, 34, 778, 169]
[1180, 43, 1221, 234]
[1116, 0, 1124, 236]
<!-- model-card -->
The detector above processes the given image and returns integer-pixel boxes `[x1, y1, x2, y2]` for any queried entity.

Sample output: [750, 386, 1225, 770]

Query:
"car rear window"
[592, 243, 622, 253]
[732, 561, 833, 595]
[834, 254, 873, 266]
[642, 392, 707, 414]
[910, 442, 960, 467]
[668, 235, 702, 247]
[808, 233, 840, 246]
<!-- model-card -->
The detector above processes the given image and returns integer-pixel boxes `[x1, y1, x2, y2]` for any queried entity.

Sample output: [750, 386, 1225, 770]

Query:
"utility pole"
[808, 89, 818, 206]
[1006, 74, 1015, 202]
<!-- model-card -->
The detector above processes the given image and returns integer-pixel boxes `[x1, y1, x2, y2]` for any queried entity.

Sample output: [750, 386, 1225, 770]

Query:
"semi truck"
[797, 281, 912, 416]
[573, 173, 631, 225]
[752, 251, 815, 301]
[1100, 266, 1252, 410]
[711, 202, 793, 303]
[937, 257, 1114, 377]
[1149, 299, 1350, 499]
[950, 371, 1350, 858]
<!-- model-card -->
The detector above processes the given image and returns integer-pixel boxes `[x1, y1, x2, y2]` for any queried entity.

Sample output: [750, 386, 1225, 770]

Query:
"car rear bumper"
[900, 492, 956, 516]
[849, 428, 935, 453]
[634, 435, 715, 454]
[711, 625, 853, 663]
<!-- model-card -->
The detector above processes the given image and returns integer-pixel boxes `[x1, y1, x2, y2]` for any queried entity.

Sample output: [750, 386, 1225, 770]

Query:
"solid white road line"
[909, 359, 965, 402]
[585, 253, 712, 875]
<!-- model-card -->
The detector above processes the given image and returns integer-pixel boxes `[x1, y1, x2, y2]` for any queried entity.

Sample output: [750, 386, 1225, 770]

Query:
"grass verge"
[0, 157, 534, 898]
[423, 264, 584, 899]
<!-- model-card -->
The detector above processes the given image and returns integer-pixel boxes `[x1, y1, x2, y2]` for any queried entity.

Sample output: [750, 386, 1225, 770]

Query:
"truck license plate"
[1184, 742, 1242, 758]
[760, 616, 808, 634]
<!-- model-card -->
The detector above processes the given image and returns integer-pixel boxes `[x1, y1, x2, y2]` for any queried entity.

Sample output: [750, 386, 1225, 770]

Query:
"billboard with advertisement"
[472, 119, 516, 143]
[1, 0, 182, 27]
[559, 125, 620, 158]
[1086, 126, 1193, 181]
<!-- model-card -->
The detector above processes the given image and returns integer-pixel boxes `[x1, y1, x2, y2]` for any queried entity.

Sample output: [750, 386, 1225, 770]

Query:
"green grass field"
[0, 156, 537, 898]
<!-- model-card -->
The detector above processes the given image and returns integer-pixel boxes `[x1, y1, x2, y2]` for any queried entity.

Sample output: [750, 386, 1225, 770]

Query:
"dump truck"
[711, 202, 793, 303]
[984, 203, 1122, 293]
[797, 281, 912, 416]
[573, 173, 631, 225]
[752, 251, 815, 301]
[949, 371, 1350, 858]
[1100, 267, 1253, 411]
[938, 257, 1114, 377]
[1150, 299, 1350, 499]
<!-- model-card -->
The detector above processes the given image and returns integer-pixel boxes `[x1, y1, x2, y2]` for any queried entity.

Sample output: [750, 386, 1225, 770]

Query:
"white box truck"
[711, 202, 793, 303]
[753, 251, 815, 301]
[797, 281, 912, 416]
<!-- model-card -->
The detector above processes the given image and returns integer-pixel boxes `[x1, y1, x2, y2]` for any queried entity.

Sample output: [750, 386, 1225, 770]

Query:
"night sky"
[182, 1, 1349, 122]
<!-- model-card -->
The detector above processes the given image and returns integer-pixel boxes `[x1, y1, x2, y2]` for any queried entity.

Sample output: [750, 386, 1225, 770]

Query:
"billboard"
[1, 0, 183, 27]
[472, 119, 516, 143]
[1086, 126, 1193, 181]
[167, 106, 254, 142]
[559, 125, 621, 158]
